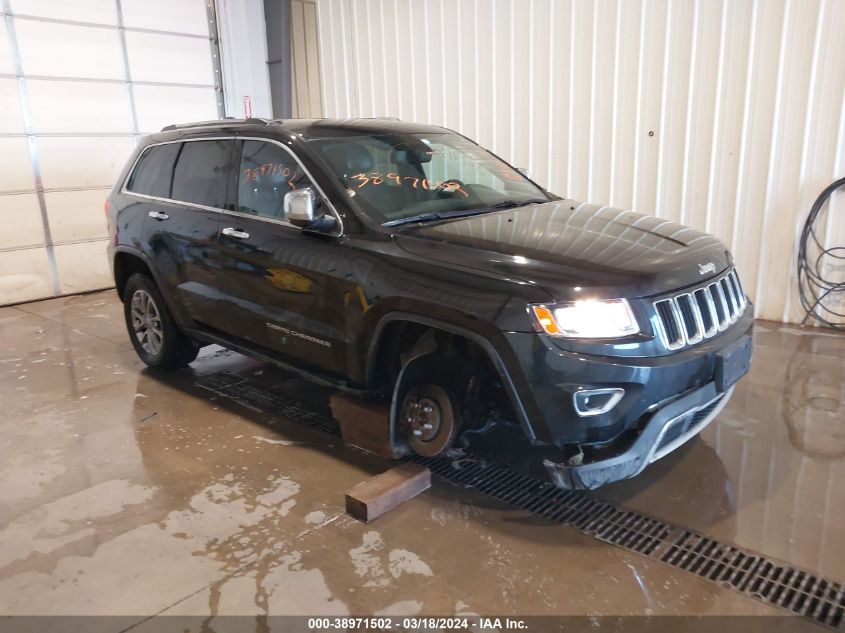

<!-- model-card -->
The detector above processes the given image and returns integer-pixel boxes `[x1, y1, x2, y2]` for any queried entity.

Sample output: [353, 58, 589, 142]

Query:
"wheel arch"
[366, 312, 539, 443]
[113, 246, 188, 328]
[113, 247, 154, 299]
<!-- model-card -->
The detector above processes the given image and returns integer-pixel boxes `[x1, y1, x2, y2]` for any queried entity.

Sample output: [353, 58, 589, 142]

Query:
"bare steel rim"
[130, 289, 163, 356]
[401, 384, 456, 457]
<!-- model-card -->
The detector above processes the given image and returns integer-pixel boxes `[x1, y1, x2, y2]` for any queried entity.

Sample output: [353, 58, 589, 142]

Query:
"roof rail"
[160, 118, 270, 132]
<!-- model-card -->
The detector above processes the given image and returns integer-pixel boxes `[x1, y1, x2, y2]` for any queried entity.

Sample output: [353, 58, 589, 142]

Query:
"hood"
[393, 200, 732, 300]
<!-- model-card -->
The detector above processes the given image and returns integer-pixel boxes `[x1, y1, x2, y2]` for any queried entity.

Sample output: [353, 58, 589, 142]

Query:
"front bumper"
[503, 307, 754, 447]
[543, 380, 734, 489]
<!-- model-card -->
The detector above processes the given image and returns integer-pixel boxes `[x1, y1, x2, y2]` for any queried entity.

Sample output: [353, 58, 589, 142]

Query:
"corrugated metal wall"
[314, 0, 845, 323]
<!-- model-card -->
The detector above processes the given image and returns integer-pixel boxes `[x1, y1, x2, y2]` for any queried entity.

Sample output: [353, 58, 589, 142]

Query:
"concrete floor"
[0, 290, 842, 627]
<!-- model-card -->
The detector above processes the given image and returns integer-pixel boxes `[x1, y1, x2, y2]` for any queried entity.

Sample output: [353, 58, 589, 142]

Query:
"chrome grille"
[653, 269, 747, 350]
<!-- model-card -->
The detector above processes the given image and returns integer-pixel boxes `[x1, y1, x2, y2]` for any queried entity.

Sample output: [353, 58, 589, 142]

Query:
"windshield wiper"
[384, 207, 491, 227]
[481, 198, 549, 211]
[383, 199, 548, 227]
[383, 212, 447, 227]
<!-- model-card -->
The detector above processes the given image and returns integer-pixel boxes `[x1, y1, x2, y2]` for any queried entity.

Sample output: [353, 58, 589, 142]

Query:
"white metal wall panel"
[38, 137, 135, 190]
[0, 137, 34, 192]
[45, 190, 111, 243]
[13, 19, 126, 79]
[125, 31, 216, 85]
[316, 0, 845, 323]
[133, 84, 219, 134]
[17, 0, 118, 24]
[0, 248, 54, 301]
[0, 193, 43, 250]
[26, 80, 132, 133]
[783, 0, 845, 323]
[0, 0, 223, 305]
[215, 0, 272, 119]
[53, 240, 113, 294]
[121, 0, 209, 35]
[0, 25, 12, 73]
[0, 77, 23, 131]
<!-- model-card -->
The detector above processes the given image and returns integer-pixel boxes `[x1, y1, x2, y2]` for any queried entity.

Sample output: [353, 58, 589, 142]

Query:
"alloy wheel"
[130, 289, 163, 356]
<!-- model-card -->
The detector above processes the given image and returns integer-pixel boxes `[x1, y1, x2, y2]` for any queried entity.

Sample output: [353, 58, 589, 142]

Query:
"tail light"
[104, 198, 111, 217]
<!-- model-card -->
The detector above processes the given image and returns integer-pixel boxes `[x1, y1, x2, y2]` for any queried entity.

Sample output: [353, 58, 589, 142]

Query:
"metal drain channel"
[197, 371, 845, 630]
[199, 372, 340, 436]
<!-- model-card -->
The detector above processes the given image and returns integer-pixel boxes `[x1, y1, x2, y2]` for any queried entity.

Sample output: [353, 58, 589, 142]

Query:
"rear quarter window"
[125, 143, 181, 198]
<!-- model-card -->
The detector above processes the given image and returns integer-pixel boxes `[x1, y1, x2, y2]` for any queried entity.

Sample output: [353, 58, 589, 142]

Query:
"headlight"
[530, 299, 639, 338]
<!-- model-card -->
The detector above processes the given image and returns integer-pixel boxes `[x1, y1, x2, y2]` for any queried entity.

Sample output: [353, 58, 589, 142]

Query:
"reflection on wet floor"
[0, 291, 841, 626]
[597, 322, 845, 582]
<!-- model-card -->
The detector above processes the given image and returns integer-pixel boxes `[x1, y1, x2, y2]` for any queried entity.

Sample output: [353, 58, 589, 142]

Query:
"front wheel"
[399, 384, 460, 457]
[123, 273, 199, 370]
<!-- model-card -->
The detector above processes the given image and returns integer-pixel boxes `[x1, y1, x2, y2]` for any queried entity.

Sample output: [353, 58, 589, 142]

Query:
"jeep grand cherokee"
[106, 118, 753, 490]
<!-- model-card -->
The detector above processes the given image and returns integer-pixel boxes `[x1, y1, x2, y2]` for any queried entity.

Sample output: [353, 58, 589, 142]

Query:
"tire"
[399, 383, 460, 457]
[123, 273, 199, 370]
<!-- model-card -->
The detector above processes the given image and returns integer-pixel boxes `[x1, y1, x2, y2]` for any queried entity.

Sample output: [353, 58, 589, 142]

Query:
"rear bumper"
[543, 381, 733, 490]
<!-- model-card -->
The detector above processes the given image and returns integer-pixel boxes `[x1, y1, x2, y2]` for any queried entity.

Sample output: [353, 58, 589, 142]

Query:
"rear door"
[210, 138, 350, 378]
[134, 138, 235, 330]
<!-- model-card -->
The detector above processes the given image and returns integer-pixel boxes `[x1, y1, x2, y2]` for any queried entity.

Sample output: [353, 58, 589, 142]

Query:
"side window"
[125, 143, 181, 198]
[171, 140, 233, 209]
[237, 140, 315, 220]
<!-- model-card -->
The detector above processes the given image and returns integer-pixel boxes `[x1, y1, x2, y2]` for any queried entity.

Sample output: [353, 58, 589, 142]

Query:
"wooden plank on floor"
[330, 393, 406, 459]
[345, 462, 431, 522]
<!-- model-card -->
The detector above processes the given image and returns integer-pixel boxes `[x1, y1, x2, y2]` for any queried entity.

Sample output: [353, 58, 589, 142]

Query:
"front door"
[211, 139, 350, 379]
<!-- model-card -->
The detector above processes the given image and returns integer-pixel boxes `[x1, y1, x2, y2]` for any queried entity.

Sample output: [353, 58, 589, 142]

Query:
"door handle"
[222, 227, 250, 240]
[148, 211, 169, 221]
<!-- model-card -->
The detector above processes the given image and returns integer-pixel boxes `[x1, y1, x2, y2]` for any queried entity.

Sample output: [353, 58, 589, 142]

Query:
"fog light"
[573, 388, 625, 417]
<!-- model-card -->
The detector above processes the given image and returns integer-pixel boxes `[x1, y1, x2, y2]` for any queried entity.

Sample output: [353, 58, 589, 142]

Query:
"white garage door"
[0, 0, 224, 305]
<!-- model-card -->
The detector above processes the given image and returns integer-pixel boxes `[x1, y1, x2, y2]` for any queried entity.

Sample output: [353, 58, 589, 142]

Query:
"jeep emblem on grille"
[698, 262, 717, 275]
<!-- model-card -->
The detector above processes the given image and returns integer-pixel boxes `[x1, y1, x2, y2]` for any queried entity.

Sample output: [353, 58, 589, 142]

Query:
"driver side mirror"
[284, 188, 321, 227]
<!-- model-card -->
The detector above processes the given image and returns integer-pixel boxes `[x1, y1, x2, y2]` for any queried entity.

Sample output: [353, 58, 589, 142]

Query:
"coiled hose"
[797, 177, 845, 327]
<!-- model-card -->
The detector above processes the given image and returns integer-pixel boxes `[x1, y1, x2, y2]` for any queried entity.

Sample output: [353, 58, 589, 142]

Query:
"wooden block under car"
[345, 462, 431, 522]
[330, 393, 407, 459]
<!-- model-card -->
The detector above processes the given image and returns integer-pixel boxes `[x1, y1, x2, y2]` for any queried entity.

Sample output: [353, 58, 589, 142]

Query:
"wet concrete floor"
[0, 290, 842, 626]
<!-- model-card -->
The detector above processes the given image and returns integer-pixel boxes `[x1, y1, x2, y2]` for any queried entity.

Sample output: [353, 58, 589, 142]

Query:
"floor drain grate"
[196, 370, 844, 630]
[197, 371, 341, 437]
[663, 531, 845, 628]
[412, 454, 671, 557]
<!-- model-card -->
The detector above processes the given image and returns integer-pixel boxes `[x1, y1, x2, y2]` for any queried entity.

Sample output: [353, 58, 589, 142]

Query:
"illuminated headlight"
[531, 299, 639, 338]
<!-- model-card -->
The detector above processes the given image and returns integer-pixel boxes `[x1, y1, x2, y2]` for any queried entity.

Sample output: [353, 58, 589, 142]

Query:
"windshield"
[308, 133, 553, 225]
